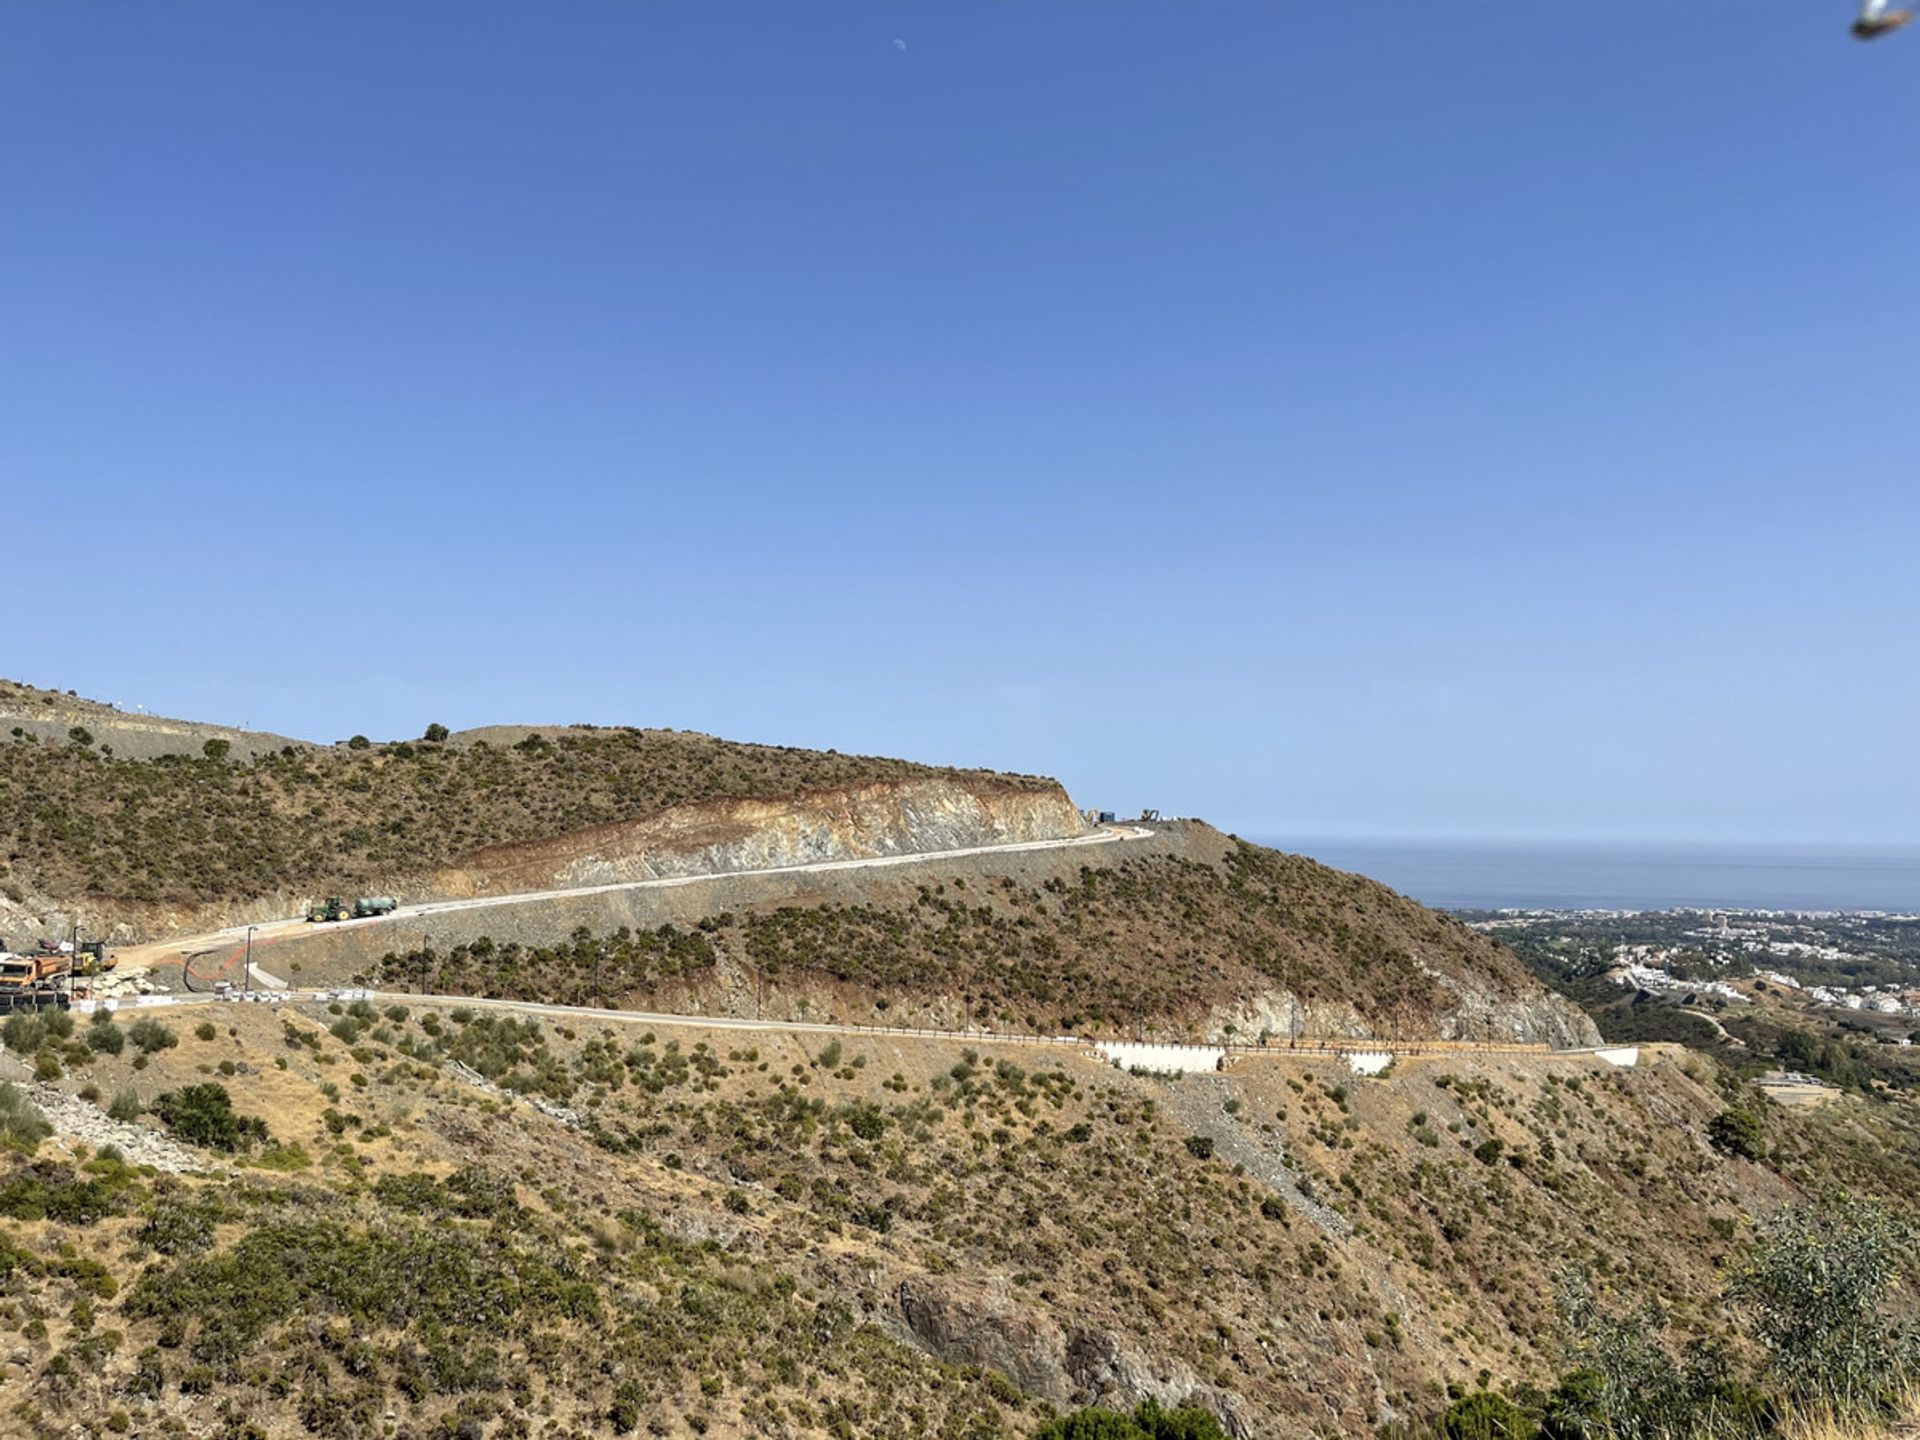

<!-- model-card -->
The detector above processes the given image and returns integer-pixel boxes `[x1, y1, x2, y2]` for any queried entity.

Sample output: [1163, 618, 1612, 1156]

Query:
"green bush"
[0, 1083, 51, 1153]
[106, 1090, 142, 1123]
[1441, 1390, 1534, 1440]
[1728, 1193, 1918, 1412]
[1, 1013, 46, 1054]
[1036, 1400, 1227, 1440]
[85, 1015, 125, 1055]
[1707, 1108, 1765, 1161]
[149, 1084, 268, 1152]
[126, 1018, 178, 1055]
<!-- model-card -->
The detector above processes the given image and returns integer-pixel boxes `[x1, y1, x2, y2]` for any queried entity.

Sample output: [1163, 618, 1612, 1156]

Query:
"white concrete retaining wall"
[1095, 1041, 1225, 1075]
[1344, 1051, 1395, 1076]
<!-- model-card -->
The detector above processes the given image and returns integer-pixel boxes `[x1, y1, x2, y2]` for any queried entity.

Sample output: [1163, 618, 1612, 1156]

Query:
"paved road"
[130, 823, 1156, 979]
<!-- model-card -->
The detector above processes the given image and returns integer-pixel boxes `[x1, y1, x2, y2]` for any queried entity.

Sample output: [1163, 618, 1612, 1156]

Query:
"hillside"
[0, 683, 1916, 1440]
[351, 825, 1596, 1045]
[0, 679, 1062, 937]
[0, 997, 1914, 1440]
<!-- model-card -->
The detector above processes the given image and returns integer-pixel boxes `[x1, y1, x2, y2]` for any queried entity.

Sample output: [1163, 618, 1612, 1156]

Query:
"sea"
[1255, 838, 1920, 914]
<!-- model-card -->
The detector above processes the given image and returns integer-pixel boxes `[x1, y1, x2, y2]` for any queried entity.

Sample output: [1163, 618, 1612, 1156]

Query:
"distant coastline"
[1260, 837, 1920, 913]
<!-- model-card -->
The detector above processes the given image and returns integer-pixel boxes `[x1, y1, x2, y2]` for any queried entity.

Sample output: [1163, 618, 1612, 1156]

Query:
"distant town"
[1459, 907, 1920, 1041]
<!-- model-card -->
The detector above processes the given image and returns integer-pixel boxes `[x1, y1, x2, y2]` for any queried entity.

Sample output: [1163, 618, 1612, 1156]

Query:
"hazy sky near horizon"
[5, 3, 1918, 845]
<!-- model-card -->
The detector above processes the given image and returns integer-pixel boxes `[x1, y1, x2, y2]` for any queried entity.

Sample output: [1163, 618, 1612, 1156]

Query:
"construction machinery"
[307, 896, 400, 923]
[0, 952, 69, 991]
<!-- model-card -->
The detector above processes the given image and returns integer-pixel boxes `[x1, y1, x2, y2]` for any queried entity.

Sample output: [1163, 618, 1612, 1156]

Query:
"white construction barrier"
[1095, 1041, 1225, 1075]
[1343, 1051, 1395, 1076]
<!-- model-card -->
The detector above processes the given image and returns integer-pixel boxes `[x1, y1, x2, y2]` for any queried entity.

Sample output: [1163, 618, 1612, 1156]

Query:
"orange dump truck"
[0, 953, 68, 991]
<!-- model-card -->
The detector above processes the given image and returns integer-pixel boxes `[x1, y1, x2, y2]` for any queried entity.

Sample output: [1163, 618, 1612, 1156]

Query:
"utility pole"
[244, 927, 257, 995]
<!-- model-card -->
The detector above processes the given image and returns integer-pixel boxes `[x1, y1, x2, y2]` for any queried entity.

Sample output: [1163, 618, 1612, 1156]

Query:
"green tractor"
[307, 895, 400, 923]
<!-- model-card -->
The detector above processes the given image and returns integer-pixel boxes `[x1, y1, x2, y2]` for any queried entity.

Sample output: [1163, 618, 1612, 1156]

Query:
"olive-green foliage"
[377, 924, 719, 1008]
[149, 1083, 269, 1152]
[1707, 1109, 1765, 1161]
[126, 1017, 177, 1055]
[1036, 1400, 1227, 1440]
[0, 1160, 135, 1223]
[85, 1012, 126, 1055]
[0, 1082, 51, 1153]
[1441, 1390, 1533, 1440]
[114, 1167, 1017, 1436]
[1727, 1193, 1919, 1412]
[2, 1012, 47, 1054]
[126, 1207, 599, 1376]
[1550, 1268, 1783, 1440]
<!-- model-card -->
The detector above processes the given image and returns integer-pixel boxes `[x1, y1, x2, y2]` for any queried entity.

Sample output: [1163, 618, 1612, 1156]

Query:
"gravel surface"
[24, 1081, 202, 1174]
[1158, 1075, 1352, 1238]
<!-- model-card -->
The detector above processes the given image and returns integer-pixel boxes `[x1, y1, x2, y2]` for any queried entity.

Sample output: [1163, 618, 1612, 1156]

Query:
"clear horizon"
[7, 3, 1917, 847]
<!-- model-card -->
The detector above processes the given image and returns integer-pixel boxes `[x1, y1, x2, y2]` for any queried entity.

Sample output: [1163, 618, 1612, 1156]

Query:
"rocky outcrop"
[895, 1276, 1253, 1435]
[1200, 985, 1600, 1049]
[433, 778, 1090, 897]
[1428, 976, 1601, 1048]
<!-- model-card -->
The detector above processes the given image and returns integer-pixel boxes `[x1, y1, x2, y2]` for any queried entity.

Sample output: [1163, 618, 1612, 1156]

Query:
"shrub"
[149, 1084, 268, 1152]
[126, 1018, 178, 1055]
[1184, 1135, 1215, 1161]
[201, 739, 230, 761]
[1441, 1390, 1534, 1440]
[106, 1090, 142, 1123]
[1036, 1400, 1227, 1440]
[1707, 1108, 1765, 1161]
[423, 723, 450, 743]
[194, 1022, 217, 1043]
[0, 1083, 51, 1153]
[1, 1013, 46, 1054]
[1728, 1193, 1918, 1412]
[85, 1016, 125, 1056]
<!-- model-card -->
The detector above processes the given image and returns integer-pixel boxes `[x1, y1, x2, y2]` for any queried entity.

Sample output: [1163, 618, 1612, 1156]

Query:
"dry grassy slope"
[1, 1003, 1906, 1440]
[0, 678, 1061, 940]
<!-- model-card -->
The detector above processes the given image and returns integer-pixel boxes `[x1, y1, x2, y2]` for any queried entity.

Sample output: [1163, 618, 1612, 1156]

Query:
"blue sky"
[4, 2, 1917, 844]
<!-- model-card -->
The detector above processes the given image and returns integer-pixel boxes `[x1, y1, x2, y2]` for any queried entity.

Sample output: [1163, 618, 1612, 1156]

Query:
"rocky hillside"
[0, 680, 1065, 940]
[0, 997, 1914, 1440]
